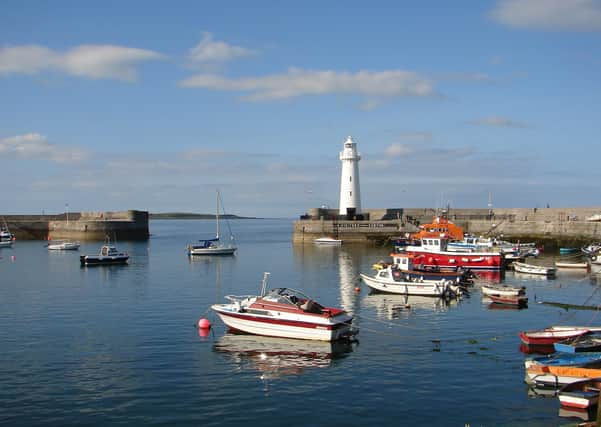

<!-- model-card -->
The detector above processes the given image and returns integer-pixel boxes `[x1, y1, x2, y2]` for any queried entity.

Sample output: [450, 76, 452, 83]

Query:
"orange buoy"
[197, 318, 211, 329]
[197, 328, 210, 338]
[354, 286, 361, 292]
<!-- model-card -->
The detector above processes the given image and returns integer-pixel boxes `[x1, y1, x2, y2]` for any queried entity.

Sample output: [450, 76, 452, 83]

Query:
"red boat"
[400, 236, 504, 271]
[519, 327, 591, 346]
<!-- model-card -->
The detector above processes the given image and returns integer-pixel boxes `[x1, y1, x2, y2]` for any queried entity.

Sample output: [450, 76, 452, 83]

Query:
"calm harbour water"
[2, 219, 601, 426]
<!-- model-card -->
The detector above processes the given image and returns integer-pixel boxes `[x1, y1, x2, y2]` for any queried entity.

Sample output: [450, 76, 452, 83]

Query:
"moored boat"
[388, 252, 474, 284]
[211, 273, 356, 341]
[187, 190, 237, 256]
[80, 244, 129, 266]
[554, 335, 601, 353]
[558, 378, 601, 409]
[47, 240, 80, 251]
[525, 364, 601, 387]
[513, 261, 556, 276]
[481, 283, 525, 298]
[360, 266, 457, 297]
[0, 219, 15, 248]
[520, 327, 591, 346]
[555, 261, 589, 269]
[525, 352, 601, 369]
[314, 236, 343, 245]
[400, 236, 504, 271]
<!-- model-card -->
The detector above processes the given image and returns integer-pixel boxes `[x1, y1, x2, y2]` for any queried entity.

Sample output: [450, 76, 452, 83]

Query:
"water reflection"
[558, 405, 595, 422]
[337, 249, 361, 315]
[213, 333, 354, 379]
[362, 293, 458, 320]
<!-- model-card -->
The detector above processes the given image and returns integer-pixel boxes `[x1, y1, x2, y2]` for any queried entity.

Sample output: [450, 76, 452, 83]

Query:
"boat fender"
[592, 255, 597, 261]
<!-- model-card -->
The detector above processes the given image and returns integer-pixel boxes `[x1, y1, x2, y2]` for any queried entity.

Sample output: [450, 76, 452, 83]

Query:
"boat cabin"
[100, 245, 120, 256]
[419, 237, 449, 253]
[391, 253, 416, 271]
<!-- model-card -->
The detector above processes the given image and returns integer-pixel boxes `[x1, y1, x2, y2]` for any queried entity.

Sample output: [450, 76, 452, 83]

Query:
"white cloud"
[0, 44, 164, 81]
[0, 133, 88, 163]
[187, 32, 255, 64]
[385, 143, 414, 157]
[491, 0, 601, 31]
[180, 67, 436, 101]
[467, 116, 529, 128]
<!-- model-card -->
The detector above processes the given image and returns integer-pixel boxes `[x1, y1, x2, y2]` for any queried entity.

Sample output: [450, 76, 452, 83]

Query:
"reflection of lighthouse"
[339, 136, 361, 217]
[338, 250, 359, 315]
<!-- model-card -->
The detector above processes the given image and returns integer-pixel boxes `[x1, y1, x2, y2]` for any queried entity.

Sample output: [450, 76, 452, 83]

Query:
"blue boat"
[529, 352, 601, 368]
[554, 335, 601, 353]
[560, 247, 580, 255]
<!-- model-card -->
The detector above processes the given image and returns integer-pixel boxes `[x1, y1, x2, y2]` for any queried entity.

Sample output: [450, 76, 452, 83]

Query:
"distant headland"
[150, 212, 258, 220]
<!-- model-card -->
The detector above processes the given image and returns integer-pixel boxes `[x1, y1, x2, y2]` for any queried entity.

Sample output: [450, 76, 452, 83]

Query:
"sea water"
[1, 219, 600, 426]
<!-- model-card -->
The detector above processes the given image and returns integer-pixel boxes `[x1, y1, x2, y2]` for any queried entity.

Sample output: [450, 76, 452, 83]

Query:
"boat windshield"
[263, 287, 313, 306]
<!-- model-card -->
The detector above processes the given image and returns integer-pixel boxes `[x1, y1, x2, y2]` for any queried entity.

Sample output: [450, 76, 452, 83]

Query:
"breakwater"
[293, 207, 601, 246]
[3, 210, 149, 241]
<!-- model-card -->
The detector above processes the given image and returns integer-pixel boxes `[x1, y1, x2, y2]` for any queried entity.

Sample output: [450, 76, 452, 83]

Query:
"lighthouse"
[339, 136, 361, 217]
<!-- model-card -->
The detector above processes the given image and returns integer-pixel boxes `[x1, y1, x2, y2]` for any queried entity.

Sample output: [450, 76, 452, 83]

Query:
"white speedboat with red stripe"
[211, 273, 356, 341]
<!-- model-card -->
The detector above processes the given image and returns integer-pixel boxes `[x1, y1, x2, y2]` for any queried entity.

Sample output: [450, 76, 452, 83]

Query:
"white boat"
[481, 283, 526, 298]
[0, 219, 15, 248]
[188, 190, 237, 256]
[47, 240, 80, 251]
[211, 273, 355, 341]
[555, 261, 589, 269]
[586, 214, 601, 222]
[314, 236, 342, 245]
[513, 261, 556, 276]
[80, 243, 129, 266]
[360, 266, 456, 297]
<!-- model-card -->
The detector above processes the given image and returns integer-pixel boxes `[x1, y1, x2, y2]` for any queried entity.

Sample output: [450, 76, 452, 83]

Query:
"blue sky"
[1, 0, 600, 217]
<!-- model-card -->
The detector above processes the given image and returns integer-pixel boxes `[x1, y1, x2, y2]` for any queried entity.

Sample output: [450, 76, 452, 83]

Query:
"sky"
[1, 0, 600, 218]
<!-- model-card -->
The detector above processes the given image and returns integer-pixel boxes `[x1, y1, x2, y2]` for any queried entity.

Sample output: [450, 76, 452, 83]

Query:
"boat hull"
[360, 273, 451, 296]
[488, 294, 528, 306]
[558, 378, 601, 409]
[513, 261, 555, 276]
[188, 246, 236, 255]
[212, 306, 353, 341]
[520, 328, 591, 346]
[404, 249, 503, 271]
[80, 255, 129, 266]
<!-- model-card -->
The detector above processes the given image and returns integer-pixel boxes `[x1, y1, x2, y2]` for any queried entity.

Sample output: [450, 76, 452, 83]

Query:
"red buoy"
[197, 318, 211, 329]
[354, 286, 361, 292]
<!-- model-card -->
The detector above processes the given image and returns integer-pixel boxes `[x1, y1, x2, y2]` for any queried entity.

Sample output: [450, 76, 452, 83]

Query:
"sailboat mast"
[216, 190, 220, 239]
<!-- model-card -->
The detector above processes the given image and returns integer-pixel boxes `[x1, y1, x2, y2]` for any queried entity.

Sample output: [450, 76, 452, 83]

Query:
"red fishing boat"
[400, 236, 504, 271]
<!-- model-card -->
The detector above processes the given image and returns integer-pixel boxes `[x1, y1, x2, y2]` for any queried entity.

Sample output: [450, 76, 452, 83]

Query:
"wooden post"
[595, 393, 601, 427]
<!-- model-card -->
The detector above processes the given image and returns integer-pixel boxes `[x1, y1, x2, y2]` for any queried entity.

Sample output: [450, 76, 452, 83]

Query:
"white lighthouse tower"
[339, 136, 361, 217]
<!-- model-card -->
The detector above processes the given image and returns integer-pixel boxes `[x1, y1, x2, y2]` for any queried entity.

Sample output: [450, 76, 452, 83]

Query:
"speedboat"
[80, 244, 129, 266]
[211, 273, 355, 341]
[47, 240, 80, 251]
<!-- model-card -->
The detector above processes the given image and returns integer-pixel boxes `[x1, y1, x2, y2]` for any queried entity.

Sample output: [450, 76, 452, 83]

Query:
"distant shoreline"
[150, 213, 258, 220]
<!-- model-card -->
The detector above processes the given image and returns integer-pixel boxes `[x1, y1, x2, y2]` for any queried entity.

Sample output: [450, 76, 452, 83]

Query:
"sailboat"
[187, 190, 237, 256]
